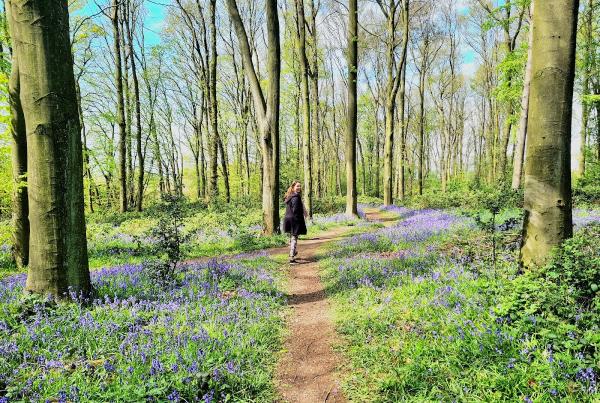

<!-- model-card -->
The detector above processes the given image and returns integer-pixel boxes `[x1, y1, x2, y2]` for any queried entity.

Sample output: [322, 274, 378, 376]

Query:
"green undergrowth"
[320, 207, 600, 402]
[0, 255, 287, 401]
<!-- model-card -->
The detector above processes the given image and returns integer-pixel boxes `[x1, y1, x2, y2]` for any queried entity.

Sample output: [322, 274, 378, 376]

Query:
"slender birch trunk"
[8, 47, 29, 268]
[346, 0, 358, 216]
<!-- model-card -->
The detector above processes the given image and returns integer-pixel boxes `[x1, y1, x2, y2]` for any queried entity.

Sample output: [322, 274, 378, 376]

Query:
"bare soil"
[274, 208, 396, 403]
[273, 225, 349, 403]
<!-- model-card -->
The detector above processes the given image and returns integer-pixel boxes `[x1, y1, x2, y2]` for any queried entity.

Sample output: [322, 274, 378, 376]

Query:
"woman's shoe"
[289, 257, 297, 263]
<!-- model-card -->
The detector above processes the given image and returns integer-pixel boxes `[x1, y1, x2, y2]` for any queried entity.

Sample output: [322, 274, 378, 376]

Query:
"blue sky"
[142, 1, 167, 45]
[79, 0, 167, 46]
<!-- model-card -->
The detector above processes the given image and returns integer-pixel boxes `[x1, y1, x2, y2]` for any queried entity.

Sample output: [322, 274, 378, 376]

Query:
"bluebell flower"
[104, 361, 115, 372]
[167, 390, 180, 402]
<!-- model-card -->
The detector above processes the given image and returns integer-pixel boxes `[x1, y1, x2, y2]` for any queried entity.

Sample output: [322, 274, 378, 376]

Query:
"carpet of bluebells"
[321, 207, 600, 402]
[0, 204, 367, 401]
[0, 202, 598, 401]
[0, 204, 363, 278]
[0, 253, 286, 401]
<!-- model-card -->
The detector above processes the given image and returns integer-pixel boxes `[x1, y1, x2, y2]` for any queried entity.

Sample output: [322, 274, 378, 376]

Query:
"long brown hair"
[284, 180, 301, 200]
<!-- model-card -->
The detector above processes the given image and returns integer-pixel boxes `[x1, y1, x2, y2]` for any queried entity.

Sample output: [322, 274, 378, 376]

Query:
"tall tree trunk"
[195, 104, 203, 199]
[398, 34, 408, 200]
[357, 137, 366, 195]
[208, 0, 219, 200]
[331, 78, 344, 196]
[8, 50, 29, 268]
[512, 3, 534, 190]
[124, 3, 144, 212]
[520, 0, 578, 268]
[143, 69, 163, 196]
[316, 128, 323, 197]
[76, 77, 94, 213]
[151, 114, 163, 195]
[295, 0, 313, 218]
[294, 74, 301, 173]
[217, 134, 231, 202]
[194, 149, 201, 200]
[243, 102, 251, 195]
[309, 0, 320, 206]
[345, 0, 358, 216]
[498, 115, 513, 182]
[578, 0, 593, 177]
[263, 0, 281, 234]
[486, 88, 496, 183]
[417, 56, 426, 196]
[497, 8, 521, 182]
[383, 99, 394, 203]
[112, 0, 127, 213]
[374, 114, 381, 197]
[381, 0, 409, 205]
[201, 96, 209, 198]
[121, 12, 133, 208]
[8, 0, 90, 295]
[226, 0, 281, 234]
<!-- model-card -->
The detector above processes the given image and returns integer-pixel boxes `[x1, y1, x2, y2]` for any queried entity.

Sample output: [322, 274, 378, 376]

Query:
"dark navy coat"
[283, 193, 307, 236]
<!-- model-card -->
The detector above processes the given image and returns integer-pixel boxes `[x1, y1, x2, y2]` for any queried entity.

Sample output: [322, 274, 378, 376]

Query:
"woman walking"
[283, 180, 308, 263]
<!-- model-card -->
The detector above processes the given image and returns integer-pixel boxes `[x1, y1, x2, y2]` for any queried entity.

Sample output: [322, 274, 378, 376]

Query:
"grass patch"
[321, 208, 600, 402]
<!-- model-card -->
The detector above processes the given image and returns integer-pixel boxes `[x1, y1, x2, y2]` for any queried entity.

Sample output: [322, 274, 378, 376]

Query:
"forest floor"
[1, 204, 599, 401]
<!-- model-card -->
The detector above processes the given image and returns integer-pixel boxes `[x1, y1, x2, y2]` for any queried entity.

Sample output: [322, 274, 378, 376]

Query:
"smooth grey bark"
[217, 134, 231, 202]
[226, 0, 281, 234]
[520, 0, 578, 268]
[417, 45, 427, 196]
[295, 0, 313, 219]
[8, 48, 29, 268]
[208, 0, 219, 200]
[346, 0, 358, 217]
[380, 0, 409, 205]
[397, 7, 409, 201]
[8, 0, 90, 296]
[121, 12, 133, 209]
[309, 0, 319, 208]
[578, 0, 593, 177]
[75, 75, 94, 213]
[112, 0, 127, 212]
[123, 1, 144, 211]
[512, 3, 534, 190]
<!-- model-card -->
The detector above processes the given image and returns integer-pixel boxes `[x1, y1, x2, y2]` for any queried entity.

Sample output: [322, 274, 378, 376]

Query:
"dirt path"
[274, 208, 396, 403]
[273, 224, 349, 403]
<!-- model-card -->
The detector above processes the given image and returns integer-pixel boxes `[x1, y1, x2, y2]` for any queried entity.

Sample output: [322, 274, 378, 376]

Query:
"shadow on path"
[288, 289, 327, 306]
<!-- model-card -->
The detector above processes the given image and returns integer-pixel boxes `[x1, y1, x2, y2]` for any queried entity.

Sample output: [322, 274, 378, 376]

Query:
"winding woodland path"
[186, 208, 397, 402]
[273, 208, 397, 403]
